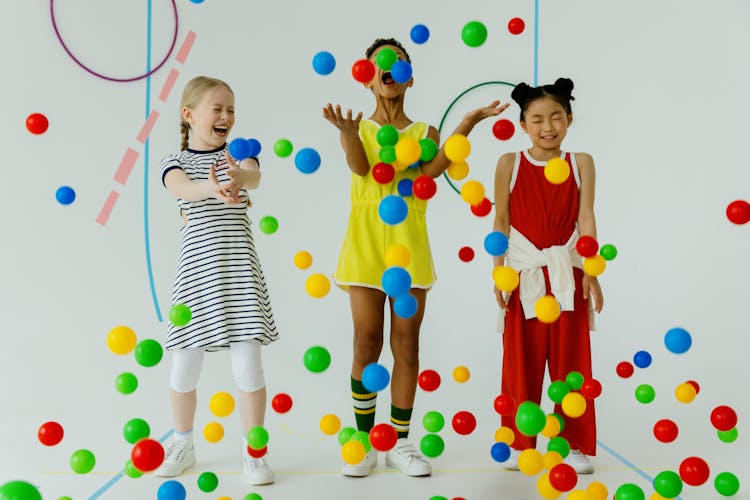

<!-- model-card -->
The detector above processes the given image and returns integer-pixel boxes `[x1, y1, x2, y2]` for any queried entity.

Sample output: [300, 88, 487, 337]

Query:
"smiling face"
[182, 85, 235, 150]
[367, 44, 413, 98]
[521, 96, 572, 151]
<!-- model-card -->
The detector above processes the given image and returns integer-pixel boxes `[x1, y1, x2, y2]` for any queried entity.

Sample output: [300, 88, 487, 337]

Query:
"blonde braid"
[180, 120, 190, 151]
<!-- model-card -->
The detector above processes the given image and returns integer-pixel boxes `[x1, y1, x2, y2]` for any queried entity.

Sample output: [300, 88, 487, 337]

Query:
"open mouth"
[381, 72, 395, 85]
[213, 126, 228, 136]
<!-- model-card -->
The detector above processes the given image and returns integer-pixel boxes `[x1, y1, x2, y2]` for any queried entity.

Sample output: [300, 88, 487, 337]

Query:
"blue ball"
[229, 137, 251, 160]
[490, 442, 511, 463]
[664, 327, 692, 354]
[633, 350, 653, 368]
[312, 51, 336, 75]
[56, 186, 76, 205]
[378, 195, 408, 225]
[390, 60, 413, 83]
[484, 231, 509, 256]
[381, 266, 412, 297]
[294, 147, 321, 174]
[397, 179, 413, 197]
[393, 293, 418, 319]
[410, 24, 430, 44]
[362, 363, 391, 392]
[245, 138, 261, 158]
[157, 480, 186, 500]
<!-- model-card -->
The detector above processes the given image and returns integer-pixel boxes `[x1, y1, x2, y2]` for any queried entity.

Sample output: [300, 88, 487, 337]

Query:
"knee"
[170, 363, 201, 393]
[353, 330, 383, 363]
[233, 365, 265, 393]
[392, 337, 420, 366]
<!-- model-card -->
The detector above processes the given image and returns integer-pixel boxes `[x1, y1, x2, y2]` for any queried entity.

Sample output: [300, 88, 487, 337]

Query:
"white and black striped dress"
[161, 145, 279, 350]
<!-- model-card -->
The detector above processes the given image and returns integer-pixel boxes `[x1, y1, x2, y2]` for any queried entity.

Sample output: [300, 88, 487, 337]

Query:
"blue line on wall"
[533, 0, 539, 86]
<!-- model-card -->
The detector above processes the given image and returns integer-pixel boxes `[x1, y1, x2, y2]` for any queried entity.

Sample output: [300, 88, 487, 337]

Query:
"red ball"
[576, 235, 599, 258]
[507, 17, 526, 35]
[451, 411, 477, 435]
[492, 119, 515, 140]
[271, 393, 293, 414]
[352, 59, 376, 83]
[247, 445, 267, 458]
[470, 197, 492, 217]
[26, 113, 49, 134]
[710, 405, 738, 432]
[616, 361, 634, 378]
[458, 246, 475, 262]
[493, 394, 516, 416]
[685, 379, 701, 395]
[38, 421, 64, 446]
[369, 423, 398, 451]
[372, 162, 395, 184]
[679, 456, 710, 486]
[653, 419, 679, 443]
[130, 438, 165, 472]
[418, 369, 441, 392]
[726, 200, 750, 225]
[413, 175, 437, 200]
[549, 463, 578, 492]
[580, 378, 602, 399]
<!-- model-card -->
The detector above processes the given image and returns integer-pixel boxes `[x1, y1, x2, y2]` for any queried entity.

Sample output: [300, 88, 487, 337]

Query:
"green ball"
[428, 497, 449, 500]
[600, 243, 618, 261]
[717, 427, 738, 443]
[634, 384, 656, 404]
[134, 339, 163, 367]
[565, 371, 584, 390]
[419, 138, 438, 162]
[303, 345, 331, 373]
[515, 401, 546, 436]
[246, 425, 270, 450]
[197, 471, 219, 493]
[124, 459, 143, 478]
[376, 125, 399, 147]
[420, 433, 445, 458]
[244, 494, 263, 500]
[714, 472, 740, 496]
[379, 145, 397, 164]
[549, 412, 565, 433]
[614, 483, 645, 500]
[547, 436, 570, 459]
[169, 303, 192, 326]
[653, 470, 683, 498]
[115, 372, 138, 395]
[547, 380, 570, 404]
[259, 215, 279, 235]
[274, 138, 293, 158]
[350, 430, 372, 453]
[0, 481, 42, 500]
[123, 418, 150, 444]
[70, 449, 96, 474]
[422, 411, 445, 433]
[375, 47, 398, 71]
[58, 497, 74, 500]
[337, 426, 356, 446]
[461, 20, 488, 47]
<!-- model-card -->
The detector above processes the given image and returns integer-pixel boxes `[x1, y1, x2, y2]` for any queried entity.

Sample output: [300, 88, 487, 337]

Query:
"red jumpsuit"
[501, 150, 596, 456]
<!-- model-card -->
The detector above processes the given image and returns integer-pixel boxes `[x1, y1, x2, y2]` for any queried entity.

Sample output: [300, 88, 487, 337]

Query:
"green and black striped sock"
[351, 377, 376, 433]
[390, 405, 413, 439]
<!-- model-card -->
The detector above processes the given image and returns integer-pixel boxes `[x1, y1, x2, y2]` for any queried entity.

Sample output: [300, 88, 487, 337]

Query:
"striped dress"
[160, 145, 279, 350]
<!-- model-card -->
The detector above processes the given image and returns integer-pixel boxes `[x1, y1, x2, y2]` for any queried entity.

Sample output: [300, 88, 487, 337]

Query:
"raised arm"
[322, 103, 370, 176]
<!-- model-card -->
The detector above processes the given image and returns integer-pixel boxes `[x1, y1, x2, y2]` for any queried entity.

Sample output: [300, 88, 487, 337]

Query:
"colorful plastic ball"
[653, 419, 679, 443]
[123, 418, 150, 444]
[633, 350, 652, 368]
[445, 134, 471, 162]
[549, 463, 577, 492]
[244, 495, 263, 500]
[664, 327, 692, 354]
[675, 382, 697, 403]
[26, 113, 49, 134]
[397, 178, 413, 196]
[131, 438, 164, 472]
[491, 441, 511, 462]
[375, 47, 398, 71]
[653, 470, 683, 499]
[351, 59, 376, 83]
[535, 295, 561, 323]
[410, 23, 430, 44]
[419, 137, 438, 161]
[679, 456, 710, 486]
[303, 345, 331, 373]
[369, 423, 398, 451]
[583, 255, 606, 276]
[580, 378, 602, 398]
[616, 361, 634, 378]
[710, 405, 738, 432]
[337, 426, 356, 445]
[541, 414, 562, 438]
[634, 384, 656, 404]
[576, 235, 599, 258]
[134, 339, 163, 367]
[248, 446, 268, 459]
[294, 147, 321, 174]
[494, 426, 515, 444]
[543, 451, 563, 470]
[412, 175, 437, 200]
[395, 136, 421, 165]
[246, 425, 270, 450]
[561, 392, 586, 418]
[461, 20, 488, 47]
[56, 186, 76, 205]
[717, 427, 738, 443]
[536, 472, 560, 499]
[197, 472, 219, 493]
[203, 421, 224, 443]
[312, 51, 336, 75]
[271, 393, 293, 414]
[686, 379, 701, 394]
[458, 246, 475, 262]
[544, 157, 570, 184]
[157, 480, 187, 500]
[516, 400, 546, 436]
[0, 481, 42, 500]
[585, 482, 608, 500]
[305, 273, 331, 298]
[362, 363, 391, 392]
[209, 391, 235, 418]
[381, 266, 412, 297]
[168, 304, 192, 327]
[423, 411, 445, 432]
[452, 365, 470, 383]
[492, 266, 519, 292]
[547, 436, 570, 459]
[508, 17, 526, 35]
[379, 147, 398, 166]
[258, 215, 279, 234]
[484, 231, 509, 256]
[549, 413, 566, 434]
[614, 483, 645, 500]
[274, 138, 293, 157]
[70, 449, 96, 474]
[378, 195, 408, 225]
[518, 448, 544, 475]
[470, 197, 492, 217]
[377, 124, 399, 146]
[341, 440, 366, 464]
[418, 369, 441, 391]
[492, 119, 515, 140]
[294, 251, 313, 269]
[547, 381, 570, 404]
[372, 162, 395, 184]
[726, 200, 750, 224]
[599, 243, 618, 260]
[452, 411, 477, 435]
[349, 430, 372, 452]
[229, 137, 251, 161]
[447, 161, 469, 180]
[107, 325, 137, 354]
[38, 421, 64, 446]
[245, 138, 261, 157]
[383, 244, 410, 269]
[390, 60, 413, 83]
[714, 472, 740, 496]
[393, 293, 418, 318]
[494, 394, 516, 416]
[320, 414, 341, 436]
[565, 371, 584, 390]
[420, 433, 445, 458]
[124, 459, 143, 478]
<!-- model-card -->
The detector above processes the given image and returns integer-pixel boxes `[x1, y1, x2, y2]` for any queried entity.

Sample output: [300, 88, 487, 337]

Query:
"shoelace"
[393, 442, 423, 463]
[245, 456, 268, 469]
[165, 441, 189, 462]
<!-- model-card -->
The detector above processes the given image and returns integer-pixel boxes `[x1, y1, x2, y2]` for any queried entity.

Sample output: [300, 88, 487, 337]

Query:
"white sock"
[174, 429, 194, 445]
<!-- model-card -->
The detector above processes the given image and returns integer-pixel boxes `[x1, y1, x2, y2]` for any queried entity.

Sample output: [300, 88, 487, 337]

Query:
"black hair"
[365, 38, 411, 63]
[510, 78, 575, 121]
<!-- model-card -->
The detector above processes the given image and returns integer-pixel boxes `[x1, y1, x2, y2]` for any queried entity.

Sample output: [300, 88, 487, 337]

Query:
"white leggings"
[169, 341, 265, 393]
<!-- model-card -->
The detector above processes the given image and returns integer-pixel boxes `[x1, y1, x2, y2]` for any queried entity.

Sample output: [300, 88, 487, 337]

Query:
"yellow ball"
[107, 325, 137, 355]
[566, 490, 588, 500]
[675, 382, 697, 403]
[518, 448, 544, 475]
[209, 391, 235, 418]
[543, 451, 563, 470]
[294, 251, 313, 270]
[544, 157, 570, 185]
[583, 254, 606, 277]
[650, 494, 669, 500]
[445, 134, 471, 162]
[493, 266, 520, 292]
[395, 137, 421, 166]
[385, 244, 411, 268]
[561, 392, 587, 418]
[447, 161, 469, 180]
[452, 366, 470, 383]
[320, 414, 342, 436]
[217, 497, 232, 500]
[494, 426, 515, 445]
[535, 295, 561, 323]
[586, 481, 609, 500]
[392, 159, 409, 172]
[460, 180, 485, 206]
[305, 273, 331, 298]
[341, 440, 366, 465]
[537, 472, 562, 499]
[541, 414, 562, 438]
[203, 421, 225, 443]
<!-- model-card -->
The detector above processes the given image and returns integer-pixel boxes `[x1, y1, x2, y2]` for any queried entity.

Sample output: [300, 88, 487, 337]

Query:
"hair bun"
[510, 82, 534, 106]
[554, 78, 574, 99]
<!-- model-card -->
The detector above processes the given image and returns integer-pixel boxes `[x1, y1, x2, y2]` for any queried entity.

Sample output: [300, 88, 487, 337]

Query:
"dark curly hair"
[365, 38, 411, 63]
[510, 78, 575, 121]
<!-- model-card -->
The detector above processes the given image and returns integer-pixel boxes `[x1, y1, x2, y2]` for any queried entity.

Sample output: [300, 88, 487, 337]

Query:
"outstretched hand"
[208, 161, 243, 205]
[464, 100, 510, 126]
[323, 103, 363, 134]
[582, 274, 604, 313]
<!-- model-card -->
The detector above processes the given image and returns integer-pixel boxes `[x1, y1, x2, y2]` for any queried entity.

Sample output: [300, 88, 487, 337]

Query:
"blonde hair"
[179, 76, 234, 151]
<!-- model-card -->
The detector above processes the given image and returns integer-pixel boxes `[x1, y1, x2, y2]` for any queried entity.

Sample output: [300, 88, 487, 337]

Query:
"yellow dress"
[334, 119, 436, 291]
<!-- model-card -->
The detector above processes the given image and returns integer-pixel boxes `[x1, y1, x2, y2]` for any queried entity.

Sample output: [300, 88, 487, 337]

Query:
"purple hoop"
[50, 0, 179, 83]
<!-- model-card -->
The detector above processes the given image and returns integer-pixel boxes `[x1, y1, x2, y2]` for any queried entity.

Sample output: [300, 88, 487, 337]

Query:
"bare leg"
[170, 389, 197, 433]
[238, 387, 267, 435]
[389, 289, 427, 408]
[349, 286, 387, 378]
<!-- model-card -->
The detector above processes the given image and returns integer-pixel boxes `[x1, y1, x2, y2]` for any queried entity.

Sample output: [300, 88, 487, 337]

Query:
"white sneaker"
[502, 449, 521, 471]
[243, 454, 275, 485]
[153, 440, 195, 477]
[342, 448, 377, 477]
[564, 449, 594, 474]
[385, 438, 431, 477]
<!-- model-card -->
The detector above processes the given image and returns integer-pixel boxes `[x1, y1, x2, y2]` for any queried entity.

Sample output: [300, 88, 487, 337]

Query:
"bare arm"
[164, 163, 243, 205]
[576, 152, 604, 313]
[492, 153, 515, 309]
[322, 103, 370, 176]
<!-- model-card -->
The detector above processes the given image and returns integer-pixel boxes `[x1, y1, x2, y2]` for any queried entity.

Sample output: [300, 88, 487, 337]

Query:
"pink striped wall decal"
[175, 31, 197, 64]
[96, 190, 120, 226]
[113, 148, 140, 185]
[136, 110, 160, 144]
[159, 68, 180, 102]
